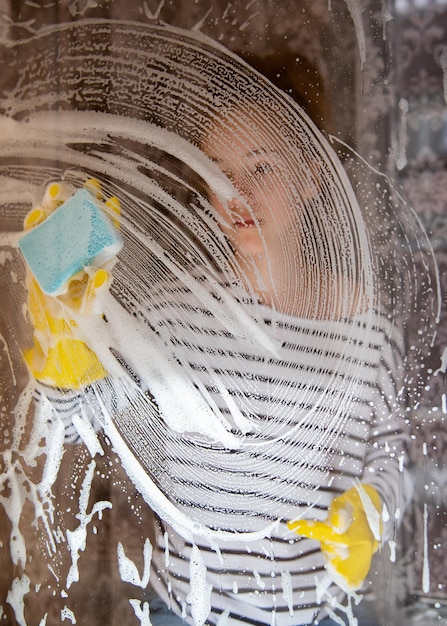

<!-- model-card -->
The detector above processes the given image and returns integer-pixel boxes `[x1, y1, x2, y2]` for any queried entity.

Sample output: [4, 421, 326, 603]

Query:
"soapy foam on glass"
[0, 106, 440, 620]
[0, 20, 441, 626]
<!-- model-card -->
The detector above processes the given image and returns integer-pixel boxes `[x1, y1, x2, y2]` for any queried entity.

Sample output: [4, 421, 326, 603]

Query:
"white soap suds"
[186, 545, 212, 626]
[117, 538, 152, 588]
[66, 461, 112, 588]
[72, 413, 104, 457]
[434, 346, 447, 376]
[388, 540, 396, 563]
[129, 599, 151, 626]
[343, 0, 366, 69]
[164, 531, 170, 568]
[216, 610, 230, 625]
[392, 98, 409, 171]
[6, 574, 30, 626]
[0, 329, 17, 387]
[355, 483, 381, 541]
[253, 570, 266, 589]
[281, 570, 294, 616]
[61, 606, 76, 623]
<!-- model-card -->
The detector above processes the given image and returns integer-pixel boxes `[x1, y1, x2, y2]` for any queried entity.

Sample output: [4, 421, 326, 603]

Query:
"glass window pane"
[0, 2, 445, 625]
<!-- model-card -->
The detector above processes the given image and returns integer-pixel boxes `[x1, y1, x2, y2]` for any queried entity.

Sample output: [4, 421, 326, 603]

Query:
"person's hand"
[287, 484, 382, 591]
[22, 180, 120, 389]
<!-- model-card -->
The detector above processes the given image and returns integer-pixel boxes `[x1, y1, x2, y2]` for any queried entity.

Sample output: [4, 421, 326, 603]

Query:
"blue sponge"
[19, 188, 123, 295]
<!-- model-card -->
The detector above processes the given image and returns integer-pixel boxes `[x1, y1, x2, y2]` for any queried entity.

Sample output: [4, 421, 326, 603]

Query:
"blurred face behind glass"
[203, 106, 321, 313]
